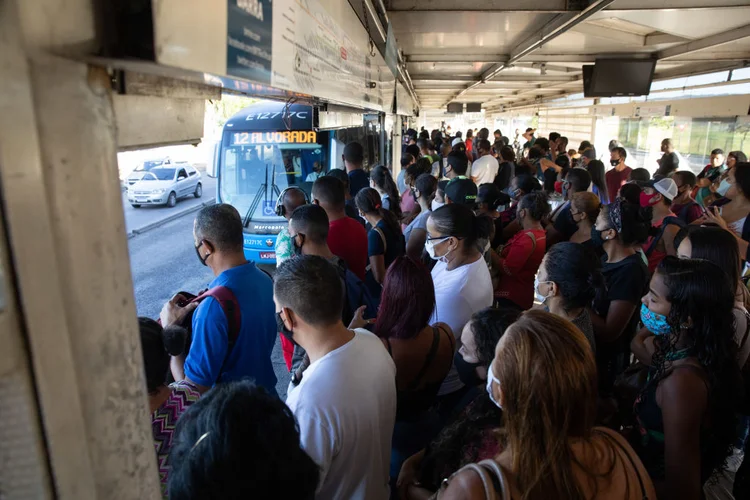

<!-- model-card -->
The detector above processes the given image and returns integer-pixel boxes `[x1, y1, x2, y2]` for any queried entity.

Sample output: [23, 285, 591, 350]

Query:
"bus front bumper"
[243, 234, 278, 264]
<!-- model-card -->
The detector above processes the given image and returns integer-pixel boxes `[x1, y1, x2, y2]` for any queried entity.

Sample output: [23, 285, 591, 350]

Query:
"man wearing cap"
[580, 148, 596, 168]
[606, 147, 632, 202]
[442, 151, 478, 206]
[640, 177, 680, 273]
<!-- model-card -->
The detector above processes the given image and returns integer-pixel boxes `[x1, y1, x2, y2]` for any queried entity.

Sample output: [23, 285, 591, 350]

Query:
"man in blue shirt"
[344, 142, 369, 198]
[160, 204, 277, 394]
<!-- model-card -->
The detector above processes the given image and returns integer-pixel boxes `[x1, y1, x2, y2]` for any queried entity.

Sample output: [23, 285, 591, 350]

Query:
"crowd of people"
[141, 126, 750, 499]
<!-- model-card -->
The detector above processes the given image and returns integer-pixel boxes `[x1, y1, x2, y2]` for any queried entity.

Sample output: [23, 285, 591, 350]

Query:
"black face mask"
[291, 233, 305, 257]
[610, 159, 620, 167]
[276, 312, 296, 345]
[590, 226, 607, 248]
[194, 241, 210, 266]
[454, 351, 483, 387]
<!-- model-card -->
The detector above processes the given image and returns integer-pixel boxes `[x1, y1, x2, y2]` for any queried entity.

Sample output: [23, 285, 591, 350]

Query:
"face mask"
[431, 200, 445, 211]
[717, 178, 732, 197]
[194, 241, 209, 266]
[276, 311, 297, 345]
[534, 276, 553, 304]
[425, 236, 452, 262]
[640, 192, 660, 207]
[454, 351, 483, 387]
[640, 303, 671, 336]
[291, 233, 304, 257]
[590, 226, 608, 248]
[610, 159, 620, 167]
[486, 364, 502, 409]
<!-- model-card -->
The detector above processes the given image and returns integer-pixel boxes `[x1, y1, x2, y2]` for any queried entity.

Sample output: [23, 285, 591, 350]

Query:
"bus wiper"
[242, 162, 282, 227]
[243, 163, 268, 227]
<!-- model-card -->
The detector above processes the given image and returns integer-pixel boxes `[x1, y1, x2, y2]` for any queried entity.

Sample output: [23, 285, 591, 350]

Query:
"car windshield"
[219, 142, 325, 221]
[135, 159, 166, 171]
[142, 168, 176, 181]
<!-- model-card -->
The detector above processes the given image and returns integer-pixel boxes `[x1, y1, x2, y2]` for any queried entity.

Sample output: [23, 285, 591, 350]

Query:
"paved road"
[123, 175, 217, 234]
[127, 210, 290, 397]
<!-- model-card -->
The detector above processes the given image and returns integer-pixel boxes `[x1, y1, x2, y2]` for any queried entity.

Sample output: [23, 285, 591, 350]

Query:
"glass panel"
[220, 143, 324, 222]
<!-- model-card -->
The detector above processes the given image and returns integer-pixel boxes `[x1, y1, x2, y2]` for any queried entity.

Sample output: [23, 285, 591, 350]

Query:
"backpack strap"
[645, 217, 685, 257]
[374, 226, 387, 254]
[677, 201, 696, 223]
[192, 286, 241, 378]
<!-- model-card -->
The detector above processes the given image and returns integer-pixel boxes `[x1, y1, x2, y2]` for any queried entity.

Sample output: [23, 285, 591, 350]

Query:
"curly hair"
[417, 307, 520, 490]
[644, 256, 741, 482]
[518, 191, 551, 221]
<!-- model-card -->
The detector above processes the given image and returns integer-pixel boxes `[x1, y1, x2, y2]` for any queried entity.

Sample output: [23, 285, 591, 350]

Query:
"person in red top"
[640, 177, 679, 273]
[606, 147, 632, 202]
[312, 176, 368, 280]
[670, 171, 703, 224]
[492, 192, 549, 310]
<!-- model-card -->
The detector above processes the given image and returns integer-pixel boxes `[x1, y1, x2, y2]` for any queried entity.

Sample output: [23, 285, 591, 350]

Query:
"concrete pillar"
[0, 0, 160, 498]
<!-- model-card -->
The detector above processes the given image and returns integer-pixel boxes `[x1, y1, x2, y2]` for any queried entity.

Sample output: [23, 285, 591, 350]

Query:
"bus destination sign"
[231, 130, 317, 145]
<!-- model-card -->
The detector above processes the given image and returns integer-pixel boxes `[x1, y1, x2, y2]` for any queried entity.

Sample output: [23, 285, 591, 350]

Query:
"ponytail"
[371, 165, 402, 219]
[355, 187, 402, 236]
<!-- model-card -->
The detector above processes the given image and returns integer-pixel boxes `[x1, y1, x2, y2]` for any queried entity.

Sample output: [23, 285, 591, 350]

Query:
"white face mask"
[425, 236, 452, 262]
[534, 276, 553, 304]
[486, 363, 502, 409]
[431, 200, 445, 211]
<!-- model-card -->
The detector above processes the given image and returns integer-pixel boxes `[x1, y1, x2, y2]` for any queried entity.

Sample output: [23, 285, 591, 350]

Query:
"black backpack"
[644, 216, 687, 257]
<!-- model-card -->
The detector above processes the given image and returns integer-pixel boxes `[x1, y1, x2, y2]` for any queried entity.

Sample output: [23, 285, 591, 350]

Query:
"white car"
[127, 163, 202, 208]
[126, 157, 172, 186]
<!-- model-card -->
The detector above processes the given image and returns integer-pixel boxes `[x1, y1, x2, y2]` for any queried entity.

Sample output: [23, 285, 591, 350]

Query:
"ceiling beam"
[652, 61, 749, 80]
[571, 23, 645, 46]
[386, 0, 750, 12]
[657, 24, 750, 60]
[411, 74, 579, 82]
[446, 0, 616, 104]
[644, 33, 689, 46]
[386, 0, 569, 12]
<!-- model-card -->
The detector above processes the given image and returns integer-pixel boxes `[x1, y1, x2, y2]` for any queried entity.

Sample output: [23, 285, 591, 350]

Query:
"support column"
[0, 0, 160, 498]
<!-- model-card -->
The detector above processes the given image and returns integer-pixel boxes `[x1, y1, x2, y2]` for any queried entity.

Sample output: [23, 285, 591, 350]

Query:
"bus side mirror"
[206, 142, 219, 178]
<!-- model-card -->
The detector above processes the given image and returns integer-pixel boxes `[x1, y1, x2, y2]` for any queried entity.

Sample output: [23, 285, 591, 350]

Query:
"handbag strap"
[374, 226, 387, 254]
[595, 428, 649, 500]
[439, 460, 510, 500]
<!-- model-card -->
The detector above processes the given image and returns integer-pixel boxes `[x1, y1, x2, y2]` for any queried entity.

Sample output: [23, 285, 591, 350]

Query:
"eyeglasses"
[426, 235, 451, 243]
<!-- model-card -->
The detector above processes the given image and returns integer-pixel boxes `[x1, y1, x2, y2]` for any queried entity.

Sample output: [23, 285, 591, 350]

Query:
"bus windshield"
[220, 143, 325, 221]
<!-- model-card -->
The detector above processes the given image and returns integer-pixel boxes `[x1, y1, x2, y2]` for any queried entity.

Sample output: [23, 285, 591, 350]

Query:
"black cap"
[444, 178, 478, 206]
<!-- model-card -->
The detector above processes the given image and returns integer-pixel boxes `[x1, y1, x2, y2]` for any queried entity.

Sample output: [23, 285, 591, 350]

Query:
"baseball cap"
[444, 177, 478, 206]
[644, 177, 678, 200]
[452, 137, 463, 147]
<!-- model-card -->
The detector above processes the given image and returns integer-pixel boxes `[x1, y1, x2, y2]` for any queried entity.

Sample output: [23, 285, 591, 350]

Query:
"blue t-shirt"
[184, 262, 278, 394]
[349, 169, 370, 198]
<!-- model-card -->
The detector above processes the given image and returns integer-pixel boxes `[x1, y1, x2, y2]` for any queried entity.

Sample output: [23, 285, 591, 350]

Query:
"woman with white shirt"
[425, 204, 494, 417]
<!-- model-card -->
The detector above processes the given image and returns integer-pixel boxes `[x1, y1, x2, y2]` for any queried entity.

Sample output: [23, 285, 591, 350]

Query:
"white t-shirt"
[471, 155, 499, 185]
[286, 329, 397, 500]
[430, 257, 493, 394]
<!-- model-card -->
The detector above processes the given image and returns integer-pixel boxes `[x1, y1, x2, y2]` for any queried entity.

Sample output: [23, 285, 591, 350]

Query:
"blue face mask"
[640, 303, 671, 336]
[717, 178, 732, 197]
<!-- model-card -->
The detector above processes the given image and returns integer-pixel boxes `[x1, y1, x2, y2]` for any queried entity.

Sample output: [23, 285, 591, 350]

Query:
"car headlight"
[151, 189, 166, 194]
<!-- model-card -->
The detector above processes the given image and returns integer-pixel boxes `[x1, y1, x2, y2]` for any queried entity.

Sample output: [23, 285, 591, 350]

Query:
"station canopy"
[385, 0, 750, 111]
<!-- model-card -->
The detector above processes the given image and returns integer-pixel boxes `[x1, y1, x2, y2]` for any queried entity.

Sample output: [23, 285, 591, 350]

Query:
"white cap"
[651, 177, 678, 200]
[452, 137, 463, 147]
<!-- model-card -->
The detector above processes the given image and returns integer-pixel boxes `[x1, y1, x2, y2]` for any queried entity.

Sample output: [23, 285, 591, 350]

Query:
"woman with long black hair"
[631, 257, 742, 500]
[587, 159, 610, 204]
[370, 164, 403, 219]
[356, 188, 405, 285]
